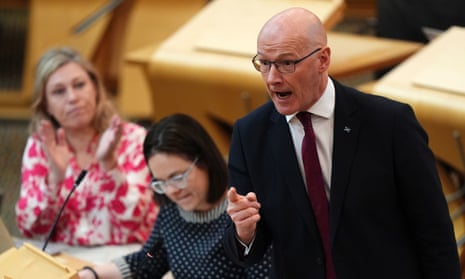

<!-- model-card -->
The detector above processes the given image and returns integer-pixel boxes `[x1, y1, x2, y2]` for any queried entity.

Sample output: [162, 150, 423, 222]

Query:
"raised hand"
[227, 187, 261, 244]
[96, 115, 123, 170]
[39, 119, 72, 185]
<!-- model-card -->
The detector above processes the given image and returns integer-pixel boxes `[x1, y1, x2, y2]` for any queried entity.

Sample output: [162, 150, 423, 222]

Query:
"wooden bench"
[0, 0, 206, 121]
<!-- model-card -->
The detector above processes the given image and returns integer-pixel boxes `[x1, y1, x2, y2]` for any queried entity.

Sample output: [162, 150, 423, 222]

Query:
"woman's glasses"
[150, 158, 198, 194]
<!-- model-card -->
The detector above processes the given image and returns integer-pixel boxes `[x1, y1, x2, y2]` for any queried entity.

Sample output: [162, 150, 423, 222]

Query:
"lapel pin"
[344, 126, 351, 133]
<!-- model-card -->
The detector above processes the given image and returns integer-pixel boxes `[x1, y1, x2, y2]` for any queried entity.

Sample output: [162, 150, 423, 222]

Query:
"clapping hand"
[39, 119, 72, 185]
[96, 115, 123, 170]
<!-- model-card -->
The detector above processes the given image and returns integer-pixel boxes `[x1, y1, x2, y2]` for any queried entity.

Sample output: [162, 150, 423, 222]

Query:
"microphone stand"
[42, 169, 88, 252]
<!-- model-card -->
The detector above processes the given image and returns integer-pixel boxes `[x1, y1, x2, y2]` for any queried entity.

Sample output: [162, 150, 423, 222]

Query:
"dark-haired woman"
[79, 113, 272, 279]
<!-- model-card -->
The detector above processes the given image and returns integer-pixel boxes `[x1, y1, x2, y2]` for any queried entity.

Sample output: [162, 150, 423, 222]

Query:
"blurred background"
[1, 0, 463, 252]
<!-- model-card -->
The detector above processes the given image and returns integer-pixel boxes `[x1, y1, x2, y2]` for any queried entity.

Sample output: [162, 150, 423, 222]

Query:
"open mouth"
[276, 91, 292, 98]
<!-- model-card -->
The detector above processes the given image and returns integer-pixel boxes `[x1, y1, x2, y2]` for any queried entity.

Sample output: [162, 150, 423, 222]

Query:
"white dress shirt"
[286, 77, 335, 200]
[240, 78, 336, 255]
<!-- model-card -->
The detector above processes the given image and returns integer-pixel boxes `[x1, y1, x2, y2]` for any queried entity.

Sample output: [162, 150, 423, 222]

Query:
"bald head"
[258, 7, 327, 51]
[254, 7, 331, 115]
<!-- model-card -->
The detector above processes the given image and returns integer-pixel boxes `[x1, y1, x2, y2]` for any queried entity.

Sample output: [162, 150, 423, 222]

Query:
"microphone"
[42, 169, 88, 252]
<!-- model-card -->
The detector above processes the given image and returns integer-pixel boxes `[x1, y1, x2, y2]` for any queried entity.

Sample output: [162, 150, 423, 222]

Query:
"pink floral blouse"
[16, 122, 158, 246]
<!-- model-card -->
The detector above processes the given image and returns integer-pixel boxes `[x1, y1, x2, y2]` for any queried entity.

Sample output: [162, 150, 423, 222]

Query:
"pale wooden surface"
[0, 0, 111, 105]
[362, 27, 465, 276]
[115, 0, 205, 119]
[54, 245, 174, 279]
[0, 0, 206, 120]
[409, 28, 465, 96]
[0, 243, 79, 279]
[128, 0, 422, 156]
[369, 26, 465, 172]
[328, 32, 422, 78]
[188, 0, 345, 57]
[54, 247, 174, 279]
[134, 0, 344, 156]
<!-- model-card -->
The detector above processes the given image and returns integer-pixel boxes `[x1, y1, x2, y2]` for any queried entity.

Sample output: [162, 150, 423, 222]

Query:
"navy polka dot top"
[115, 199, 272, 278]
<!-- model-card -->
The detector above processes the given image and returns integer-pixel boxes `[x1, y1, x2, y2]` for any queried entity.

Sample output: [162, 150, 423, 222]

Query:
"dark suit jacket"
[223, 80, 460, 278]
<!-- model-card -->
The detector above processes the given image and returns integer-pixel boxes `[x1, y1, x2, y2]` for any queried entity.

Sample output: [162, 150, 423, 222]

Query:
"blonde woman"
[16, 47, 157, 246]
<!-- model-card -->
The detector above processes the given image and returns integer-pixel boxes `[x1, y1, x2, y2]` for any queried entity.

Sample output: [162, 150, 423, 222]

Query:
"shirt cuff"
[236, 234, 256, 256]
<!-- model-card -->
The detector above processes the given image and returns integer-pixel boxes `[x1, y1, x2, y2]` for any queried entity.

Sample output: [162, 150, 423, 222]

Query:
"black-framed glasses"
[252, 47, 322, 74]
[150, 157, 198, 194]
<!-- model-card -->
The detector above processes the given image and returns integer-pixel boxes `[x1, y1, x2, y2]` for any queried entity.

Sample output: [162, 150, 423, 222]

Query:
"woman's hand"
[39, 119, 72, 185]
[96, 115, 123, 171]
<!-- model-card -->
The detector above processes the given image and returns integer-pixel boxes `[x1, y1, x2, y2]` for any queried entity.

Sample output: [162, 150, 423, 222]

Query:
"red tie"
[297, 112, 336, 279]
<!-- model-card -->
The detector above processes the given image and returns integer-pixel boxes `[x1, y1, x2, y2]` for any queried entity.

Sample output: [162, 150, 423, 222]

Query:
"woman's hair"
[29, 47, 116, 134]
[143, 113, 228, 205]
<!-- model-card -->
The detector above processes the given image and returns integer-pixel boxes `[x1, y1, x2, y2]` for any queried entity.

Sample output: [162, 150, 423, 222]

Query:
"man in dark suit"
[223, 7, 460, 278]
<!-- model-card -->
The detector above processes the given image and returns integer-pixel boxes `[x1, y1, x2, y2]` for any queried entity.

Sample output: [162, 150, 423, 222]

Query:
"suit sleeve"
[223, 120, 272, 267]
[394, 104, 460, 277]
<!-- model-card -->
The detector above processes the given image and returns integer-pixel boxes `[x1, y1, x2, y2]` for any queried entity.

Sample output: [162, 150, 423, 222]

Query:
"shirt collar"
[286, 77, 335, 123]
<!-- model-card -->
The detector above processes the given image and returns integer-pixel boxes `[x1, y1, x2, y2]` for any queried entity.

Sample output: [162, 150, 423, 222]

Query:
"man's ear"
[318, 46, 331, 72]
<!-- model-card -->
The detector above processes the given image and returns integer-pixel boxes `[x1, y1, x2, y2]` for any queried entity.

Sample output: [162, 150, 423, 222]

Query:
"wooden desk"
[54, 243, 141, 267]
[142, 0, 346, 155]
[129, 0, 421, 156]
[365, 26, 465, 173]
[344, 0, 377, 18]
[328, 32, 422, 78]
[52, 244, 174, 279]
[0, 242, 174, 278]
[54, 252, 92, 271]
[0, 243, 79, 279]
[360, 26, 465, 274]
[0, 0, 205, 120]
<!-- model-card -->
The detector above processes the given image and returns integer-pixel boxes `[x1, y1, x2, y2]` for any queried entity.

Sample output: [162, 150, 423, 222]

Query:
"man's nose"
[265, 63, 283, 83]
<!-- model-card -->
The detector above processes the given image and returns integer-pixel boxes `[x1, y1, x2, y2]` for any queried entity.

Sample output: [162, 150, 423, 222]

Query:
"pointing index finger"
[228, 187, 239, 202]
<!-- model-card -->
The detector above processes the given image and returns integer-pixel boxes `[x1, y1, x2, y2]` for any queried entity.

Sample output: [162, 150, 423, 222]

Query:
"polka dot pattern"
[123, 201, 272, 278]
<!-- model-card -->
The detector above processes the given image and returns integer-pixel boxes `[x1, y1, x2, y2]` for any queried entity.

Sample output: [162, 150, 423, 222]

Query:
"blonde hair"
[29, 47, 116, 134]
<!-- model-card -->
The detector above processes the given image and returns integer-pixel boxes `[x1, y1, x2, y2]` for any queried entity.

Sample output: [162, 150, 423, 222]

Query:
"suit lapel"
[269, 110, 321, 240]
[330, 81, 361, 242]
[266, 82, 362, 244]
